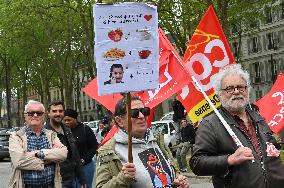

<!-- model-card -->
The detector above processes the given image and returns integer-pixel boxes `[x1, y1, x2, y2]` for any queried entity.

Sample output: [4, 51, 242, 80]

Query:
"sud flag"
[256, 73, 284, 134]
[138, 28, 191, 109]
[178, 5, 235, 123]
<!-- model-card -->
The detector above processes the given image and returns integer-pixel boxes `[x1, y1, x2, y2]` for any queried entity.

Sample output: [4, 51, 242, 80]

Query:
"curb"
[183, 173, 212, 180]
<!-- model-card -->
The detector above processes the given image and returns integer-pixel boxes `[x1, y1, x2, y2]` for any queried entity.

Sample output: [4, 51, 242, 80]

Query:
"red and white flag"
[256, 73, 284, 134]
[178, 5, 235, 123]
[138, 28, 191, 108]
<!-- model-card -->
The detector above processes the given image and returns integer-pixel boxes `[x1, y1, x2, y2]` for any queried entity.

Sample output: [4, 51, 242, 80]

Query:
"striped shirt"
[22, 127, 55, 186]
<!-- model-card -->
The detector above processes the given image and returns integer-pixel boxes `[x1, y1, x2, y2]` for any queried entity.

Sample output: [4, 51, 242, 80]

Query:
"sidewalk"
[182, 172, 213, 188]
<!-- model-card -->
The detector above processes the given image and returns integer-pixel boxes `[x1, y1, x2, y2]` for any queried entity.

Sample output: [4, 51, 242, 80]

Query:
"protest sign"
[94, 3, 159, 95]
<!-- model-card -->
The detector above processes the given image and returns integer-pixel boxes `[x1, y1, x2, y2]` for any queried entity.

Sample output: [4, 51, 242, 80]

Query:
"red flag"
[138, 28, 191, 108]
[100, 125, 119, 146]
[82, 79, 122, 113]
[178, 5, 235, 123]
[256, 73, 284, 134]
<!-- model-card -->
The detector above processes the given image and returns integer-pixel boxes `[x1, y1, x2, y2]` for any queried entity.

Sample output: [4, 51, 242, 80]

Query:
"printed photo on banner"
[94, 3, 159, 95]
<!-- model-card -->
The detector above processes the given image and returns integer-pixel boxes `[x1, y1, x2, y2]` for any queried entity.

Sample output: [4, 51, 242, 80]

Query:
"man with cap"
[63, 109, 98, 188]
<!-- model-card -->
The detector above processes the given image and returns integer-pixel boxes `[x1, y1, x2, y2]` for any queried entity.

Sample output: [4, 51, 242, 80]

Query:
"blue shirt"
[22, 127, 55, 186]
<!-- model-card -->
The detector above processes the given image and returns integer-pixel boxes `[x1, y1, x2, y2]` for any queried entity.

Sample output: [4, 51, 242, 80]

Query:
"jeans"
[76, 160, 95, 188]
[62, 178, 76, 188]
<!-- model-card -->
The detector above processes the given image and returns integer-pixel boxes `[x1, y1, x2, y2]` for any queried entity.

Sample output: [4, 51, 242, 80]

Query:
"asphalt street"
[0, 159, 213, 188]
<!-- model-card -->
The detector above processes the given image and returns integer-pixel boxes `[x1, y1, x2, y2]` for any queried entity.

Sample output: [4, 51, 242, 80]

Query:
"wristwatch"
[35, 151, 40, 158]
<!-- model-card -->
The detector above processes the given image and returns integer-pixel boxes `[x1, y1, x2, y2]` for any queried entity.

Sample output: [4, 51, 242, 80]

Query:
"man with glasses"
[8, 100, 67, 188]
[45, 101, 86, 188]
[189, 64, 284, 188]
[96, 96, 189, 188]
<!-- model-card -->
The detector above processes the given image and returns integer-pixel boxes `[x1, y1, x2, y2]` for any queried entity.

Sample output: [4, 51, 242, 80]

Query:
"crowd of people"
[7, 64, 284, 188]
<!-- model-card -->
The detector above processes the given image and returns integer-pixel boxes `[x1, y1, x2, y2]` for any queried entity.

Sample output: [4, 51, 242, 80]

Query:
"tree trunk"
[4, 60, 12, 128]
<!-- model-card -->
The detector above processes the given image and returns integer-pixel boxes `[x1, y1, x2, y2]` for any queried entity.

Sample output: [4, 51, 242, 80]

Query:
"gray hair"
[213, 64, 250, 96]
[24, 100, 45, 113]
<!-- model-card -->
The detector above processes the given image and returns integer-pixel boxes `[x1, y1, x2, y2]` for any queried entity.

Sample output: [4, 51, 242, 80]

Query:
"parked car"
[84, 120, 99, 133]
[151, 120, 177, 154]
[160, 112, 174, 121]
[0, 132, 10, 160]
[6, 127, 21, 134]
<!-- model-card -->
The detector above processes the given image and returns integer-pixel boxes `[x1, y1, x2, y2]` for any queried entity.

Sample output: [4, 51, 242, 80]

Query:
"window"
[252, 37, 258, 53]
[281, 2, 284, 19]
[265, 6, 272, 23]
[88, 99, 91, 109]
[255, 90, 263, 100]
[267, 33, 275, 50]
[270, 59, 277, 83]
[254, 62, 261, 83]
[232, 42, 239, 57]
[168, 99, 173, 112]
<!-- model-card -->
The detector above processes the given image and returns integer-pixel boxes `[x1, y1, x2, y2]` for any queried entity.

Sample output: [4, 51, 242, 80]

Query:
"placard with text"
[94, 3, 159, 95]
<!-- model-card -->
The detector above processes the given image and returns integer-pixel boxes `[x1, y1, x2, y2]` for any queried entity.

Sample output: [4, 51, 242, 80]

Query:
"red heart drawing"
[144, 15, 152, 21]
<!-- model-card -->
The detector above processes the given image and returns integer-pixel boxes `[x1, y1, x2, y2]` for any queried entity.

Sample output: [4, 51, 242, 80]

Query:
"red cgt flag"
[256, 73, 284, 134]
[138, 28, 191, 109]
[178, 5, 235, 123]
[82, 79, 122, 113]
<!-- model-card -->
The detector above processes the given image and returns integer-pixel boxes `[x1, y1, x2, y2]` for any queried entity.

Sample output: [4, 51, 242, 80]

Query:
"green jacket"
[95, 133, 176, 188]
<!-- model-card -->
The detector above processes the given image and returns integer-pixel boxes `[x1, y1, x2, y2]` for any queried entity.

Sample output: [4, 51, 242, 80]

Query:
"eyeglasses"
[26, 111, 44, 117]
[221, 85, 247, 94]
[131, 107, 150, 118]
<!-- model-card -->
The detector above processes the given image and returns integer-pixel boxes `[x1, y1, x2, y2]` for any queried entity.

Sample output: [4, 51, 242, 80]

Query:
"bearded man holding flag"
[189, 64, 284, 188]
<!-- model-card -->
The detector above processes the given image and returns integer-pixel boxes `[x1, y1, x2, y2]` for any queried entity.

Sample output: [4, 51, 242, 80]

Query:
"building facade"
[230, 1, 284, 102]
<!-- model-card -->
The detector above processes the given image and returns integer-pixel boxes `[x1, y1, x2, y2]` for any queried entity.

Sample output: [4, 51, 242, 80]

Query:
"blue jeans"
[76, 160, 95, 188]
[62, 178, 76, 188]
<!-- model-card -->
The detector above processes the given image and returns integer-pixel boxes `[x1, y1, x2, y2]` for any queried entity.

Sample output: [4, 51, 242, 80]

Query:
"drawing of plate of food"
[103, 48, 126, 61]
[108, 28, 123, 42]
[138, 49, 151, 59]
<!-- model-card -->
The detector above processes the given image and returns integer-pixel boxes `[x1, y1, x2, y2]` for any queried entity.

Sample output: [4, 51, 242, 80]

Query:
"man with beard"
[189, 64, 284, 188]
[45, 101, 86, 188]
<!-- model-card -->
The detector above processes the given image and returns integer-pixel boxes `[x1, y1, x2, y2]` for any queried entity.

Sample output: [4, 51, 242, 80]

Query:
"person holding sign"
[189, 64, 284, 188]
[104, 64, 124, 85]
[95, 96, 189, 188]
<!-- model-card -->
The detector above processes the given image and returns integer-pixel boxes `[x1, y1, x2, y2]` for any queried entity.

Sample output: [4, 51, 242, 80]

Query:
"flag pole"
[126, 92, 133, 162]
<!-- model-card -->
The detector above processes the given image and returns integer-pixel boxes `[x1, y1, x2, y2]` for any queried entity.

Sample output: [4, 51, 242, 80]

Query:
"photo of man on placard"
[104, 64, 124, 85]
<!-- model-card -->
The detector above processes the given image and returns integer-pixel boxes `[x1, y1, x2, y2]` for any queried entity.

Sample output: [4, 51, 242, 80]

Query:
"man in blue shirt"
[8, 100, 67, 188]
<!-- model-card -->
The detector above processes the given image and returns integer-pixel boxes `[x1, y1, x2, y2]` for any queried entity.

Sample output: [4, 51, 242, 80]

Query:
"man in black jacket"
[189, 64, 284, 188]
[172, 96, 185, 144]
[45, 101, 86, 188]
[63, 109, 98, 188]
[176, 119, 196, 172]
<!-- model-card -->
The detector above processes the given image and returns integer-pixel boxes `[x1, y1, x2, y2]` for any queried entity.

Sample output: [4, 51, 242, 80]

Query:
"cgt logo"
[267, 91, 284, 127]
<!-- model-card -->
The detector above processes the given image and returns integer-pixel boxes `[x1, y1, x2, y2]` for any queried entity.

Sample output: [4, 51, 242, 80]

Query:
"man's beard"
[51, 116, 63, 124]
[220, 94, 249, 114]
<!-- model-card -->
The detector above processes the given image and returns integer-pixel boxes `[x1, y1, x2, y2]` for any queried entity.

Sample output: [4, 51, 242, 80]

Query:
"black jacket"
[70, 122, 98, 165]
[45, 120, 86, 184]
[189, 106, 284, 188]
[181, 123, 196, 144]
